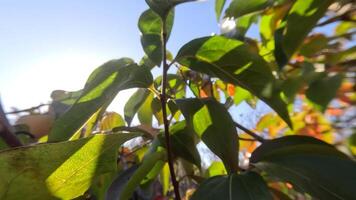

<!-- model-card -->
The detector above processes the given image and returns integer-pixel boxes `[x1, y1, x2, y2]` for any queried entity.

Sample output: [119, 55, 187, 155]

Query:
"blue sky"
[0, 0, 223, 112]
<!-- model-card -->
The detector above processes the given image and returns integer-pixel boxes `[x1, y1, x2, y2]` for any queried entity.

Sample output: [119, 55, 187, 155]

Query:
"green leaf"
[235, 13, 258, 38]
[158, 121, 201, 168]
[191, 172, 273, 200]
[175, 36, 292, 127]
[120, 151, 166, 200]
[299, 34, 329, 57]
[151, 97, 164, 125]
[49, 59, 153, 142]
[275, 0, 334, 66]
[145, 0, 197, 19]
[154, 74, 186, 98]
[281, 77, 304, 102]
[175, 98, 239, 173]
[233, 86, 253, 105]
[225, 0, 273, 18]
[137, 92, 154, 126]
[90, 172, 117, 200]
[124, 89, 151, 126]
[159, 163, 170, 196]
[205, 161, 227, 177]
[215, 0, 226, 21]
[105, 165, 139, 200]
[50, 90, 82, 118]
[251, 135, 356, 200]
[138, 9, 174, 65]
[0, 133, 140, 200]
[306, 74, 343, 112]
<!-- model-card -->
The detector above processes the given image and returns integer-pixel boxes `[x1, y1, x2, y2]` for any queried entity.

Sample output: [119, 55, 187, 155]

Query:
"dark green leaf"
[0, 133, 140, 200]
[120, 151, 166, 200]
[191, 172, 273, 200]
[105, 165, 139, 200]
[215, 0, 227, 21]
[299, 34, 329, 57]
[49, 59, 153, 142]
[175, 36, 292, 127]
[124, 89, 151, 126]
[251, 135, 356, 200]
[145, 0, 197, 19]
[251, 135, 340, 162]
[306, 74, 343, 112]
[175, 98, 239, 173]
[138, 9, 174, 65]
[225, 0, 273, 18]
[281, 77, 304, 102]
[159, 121, 201, 168]
[269, 187, 292, 200]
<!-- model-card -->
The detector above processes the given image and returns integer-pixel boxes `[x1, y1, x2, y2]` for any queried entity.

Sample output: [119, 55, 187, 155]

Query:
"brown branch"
[0, 100, 23, 147]
[161, 19, 181, 200]
[234, 122, 265, 143]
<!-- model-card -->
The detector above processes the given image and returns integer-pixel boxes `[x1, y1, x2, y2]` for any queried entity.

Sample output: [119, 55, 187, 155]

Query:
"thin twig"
[317, 8, 356, 27]
[5, 103, 49, 115]
[0, 100, 23, 147]
[234, 122, 265, 143]
[112, 126, 154, 139]
[238, 136, 258, 142]
[161, 18, 181, 200]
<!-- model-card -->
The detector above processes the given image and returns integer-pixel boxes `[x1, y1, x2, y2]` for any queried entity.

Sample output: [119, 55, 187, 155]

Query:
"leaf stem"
[234, 122, 265, 143]
[0, 100, 23, 147]
[160, 18, 181, 200]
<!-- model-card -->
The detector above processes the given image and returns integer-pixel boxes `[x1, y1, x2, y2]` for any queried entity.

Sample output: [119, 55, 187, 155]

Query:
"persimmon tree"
[0, 0, 355, 199]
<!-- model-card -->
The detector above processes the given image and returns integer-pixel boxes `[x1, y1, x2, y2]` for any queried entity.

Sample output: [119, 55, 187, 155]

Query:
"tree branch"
[234, 122, 265, 143]
[160, 18, 181, 200]
[317, 8, 356, 27]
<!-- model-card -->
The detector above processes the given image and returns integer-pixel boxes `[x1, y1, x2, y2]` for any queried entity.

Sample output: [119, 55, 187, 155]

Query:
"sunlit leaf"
[175, 36, 292, 127]
[0, 133, 140, 200]
[137, 92, 154, 126]
[49, 59, 153, 142]
[274, 0, 334, 67]
[205, 161, 227, 177]
[100, 112, 125, 131]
